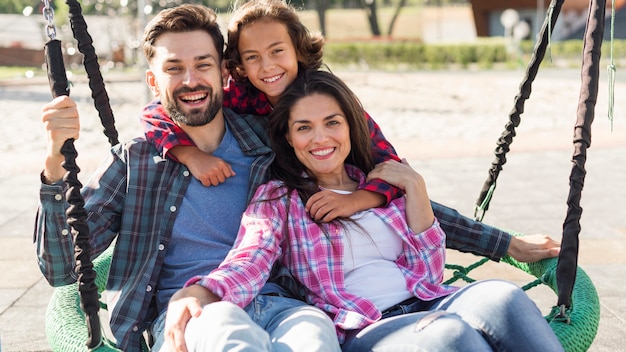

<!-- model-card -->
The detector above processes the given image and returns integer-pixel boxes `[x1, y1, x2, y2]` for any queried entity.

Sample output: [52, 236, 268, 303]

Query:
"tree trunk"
[363, 0, 381, 36]
[314, 0, 329, 37]
[387, 0, 407, 36]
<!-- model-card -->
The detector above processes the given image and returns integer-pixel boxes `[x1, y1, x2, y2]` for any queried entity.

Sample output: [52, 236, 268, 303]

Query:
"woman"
[182, 69, 565, 351]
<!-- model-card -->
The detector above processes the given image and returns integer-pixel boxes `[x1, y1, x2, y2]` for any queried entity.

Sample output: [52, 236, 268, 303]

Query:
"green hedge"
[324, 39, 626, 70]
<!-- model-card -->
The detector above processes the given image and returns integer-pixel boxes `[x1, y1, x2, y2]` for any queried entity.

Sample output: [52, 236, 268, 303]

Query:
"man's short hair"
[142, 4, 225, 64]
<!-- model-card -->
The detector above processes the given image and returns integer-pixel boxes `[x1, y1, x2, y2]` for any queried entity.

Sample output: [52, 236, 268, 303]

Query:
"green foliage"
[0, 0, 31, 14]
[521, 39, 626, 58]
[324, 40, 508, 69]
[324, 39, 626, 70]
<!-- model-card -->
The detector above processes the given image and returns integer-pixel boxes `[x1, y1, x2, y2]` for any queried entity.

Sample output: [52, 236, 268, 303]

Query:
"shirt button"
[158, 244, 165, 251]
[183, 170, 190, 177]
[61, 229, 69, 236]
[132, 326, 139, 332]
[146, 285, 153, 292]
[54, 194, 63, 201]
[170, 205, 177, 213]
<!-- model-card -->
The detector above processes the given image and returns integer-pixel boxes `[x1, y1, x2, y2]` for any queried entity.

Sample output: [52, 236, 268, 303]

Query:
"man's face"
[146, 30, 228, 126]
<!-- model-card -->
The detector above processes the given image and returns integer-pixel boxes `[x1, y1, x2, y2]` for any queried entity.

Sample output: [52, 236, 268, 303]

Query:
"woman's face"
[285, 93, 351, 181]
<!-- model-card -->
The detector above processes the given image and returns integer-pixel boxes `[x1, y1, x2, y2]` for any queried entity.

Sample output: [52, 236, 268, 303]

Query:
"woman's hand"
[369, 159, 435, 234]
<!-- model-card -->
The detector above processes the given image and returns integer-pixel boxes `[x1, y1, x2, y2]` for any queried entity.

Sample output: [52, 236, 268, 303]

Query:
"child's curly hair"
[225, 0, 325, 82]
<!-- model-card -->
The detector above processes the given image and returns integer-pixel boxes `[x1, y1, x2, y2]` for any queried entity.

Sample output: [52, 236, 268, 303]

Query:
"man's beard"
[166, 86, 223, 127]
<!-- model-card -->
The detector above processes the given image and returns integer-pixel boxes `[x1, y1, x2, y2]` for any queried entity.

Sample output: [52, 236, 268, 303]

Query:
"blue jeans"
[151, 294, 340, 351]
[341, 280, 564, 352]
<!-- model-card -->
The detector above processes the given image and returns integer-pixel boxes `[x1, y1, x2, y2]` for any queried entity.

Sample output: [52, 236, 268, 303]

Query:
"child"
[140, 0, 401, 222]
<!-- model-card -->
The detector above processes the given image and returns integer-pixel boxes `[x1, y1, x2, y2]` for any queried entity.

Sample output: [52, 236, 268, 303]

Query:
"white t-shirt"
[335, 190, 414, 311]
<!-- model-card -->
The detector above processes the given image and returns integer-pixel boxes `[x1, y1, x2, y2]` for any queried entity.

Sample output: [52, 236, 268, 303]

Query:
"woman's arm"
[187, 182, 286, 305]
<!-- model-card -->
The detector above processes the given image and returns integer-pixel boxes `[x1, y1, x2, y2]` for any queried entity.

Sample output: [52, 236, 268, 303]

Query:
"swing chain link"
[42, 0, 57, 41]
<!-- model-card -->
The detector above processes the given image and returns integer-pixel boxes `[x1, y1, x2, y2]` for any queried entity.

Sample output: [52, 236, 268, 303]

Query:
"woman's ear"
[285, 133, 293, 147]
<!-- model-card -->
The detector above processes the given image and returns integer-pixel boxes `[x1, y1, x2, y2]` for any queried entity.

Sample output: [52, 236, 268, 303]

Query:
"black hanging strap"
[474, 0, 565, 220]
[44, 40, 70, 96]
[66, 0, 119, 146]
[44, 37, 103, 349]
[556, 0, 605, 309]
[44, 0, 121, 348]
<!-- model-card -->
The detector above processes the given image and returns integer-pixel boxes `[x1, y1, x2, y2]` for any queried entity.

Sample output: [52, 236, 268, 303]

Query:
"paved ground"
[0, 68, 625, 351]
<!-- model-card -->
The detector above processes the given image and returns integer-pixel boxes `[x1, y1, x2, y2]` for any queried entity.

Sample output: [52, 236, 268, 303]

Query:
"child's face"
[238, 20, 299, 106]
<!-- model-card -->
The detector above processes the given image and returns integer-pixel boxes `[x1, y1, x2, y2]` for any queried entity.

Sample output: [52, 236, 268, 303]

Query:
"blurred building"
[0, 13, 135, 67]
[469, 0, 626, 40]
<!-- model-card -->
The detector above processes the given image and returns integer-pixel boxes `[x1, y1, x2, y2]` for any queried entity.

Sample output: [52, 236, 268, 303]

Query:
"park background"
[1, 0, 626, 351]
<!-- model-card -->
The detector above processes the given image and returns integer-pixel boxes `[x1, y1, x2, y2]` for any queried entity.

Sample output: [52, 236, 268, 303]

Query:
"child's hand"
[170, 146, 235, 186]
[187, 152, 235, 186]
[306, 190, 356, 222]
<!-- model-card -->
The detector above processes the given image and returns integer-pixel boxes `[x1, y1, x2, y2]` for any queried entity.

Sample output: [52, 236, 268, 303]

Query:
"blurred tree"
[0, 0, 40, 14]
[387, 0, 406, 35]
[0, 0, 234, 16]
[362, 0, 381, 35]
[312, 0, 330, 36]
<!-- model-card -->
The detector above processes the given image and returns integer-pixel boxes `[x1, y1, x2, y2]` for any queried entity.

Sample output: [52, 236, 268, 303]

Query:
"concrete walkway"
[0, 68, 624, 351]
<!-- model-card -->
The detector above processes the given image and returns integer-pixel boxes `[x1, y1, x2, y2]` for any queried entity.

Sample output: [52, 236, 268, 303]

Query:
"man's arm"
[36, 96, 82, 285]
[433, 201, 511, 261]
[434, 201, 560, 262]
[36, 96, 126, 285]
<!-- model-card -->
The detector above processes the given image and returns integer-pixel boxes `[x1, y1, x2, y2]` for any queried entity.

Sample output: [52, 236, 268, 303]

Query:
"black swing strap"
[557, 0, 605, 309]
[43, 0, 120, 348]
[474, 0, 565, 220]
[66, 0, 119, 146]
[44, 31, 103, 352]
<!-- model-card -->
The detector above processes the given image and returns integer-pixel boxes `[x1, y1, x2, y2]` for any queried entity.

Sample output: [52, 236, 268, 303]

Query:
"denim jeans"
[150, 294, 340, 351]
[245, 294, 340, 352]
[341, 280, 565, 352]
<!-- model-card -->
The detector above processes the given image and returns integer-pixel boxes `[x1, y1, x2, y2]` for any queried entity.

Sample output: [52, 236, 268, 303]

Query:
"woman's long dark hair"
[267, 69, 375, 205]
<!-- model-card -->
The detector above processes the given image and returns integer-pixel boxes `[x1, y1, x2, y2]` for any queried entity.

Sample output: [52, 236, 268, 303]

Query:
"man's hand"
[165, 284, 221, 352]
[507, 234, 561, 263]
[41, 96, 80, 183]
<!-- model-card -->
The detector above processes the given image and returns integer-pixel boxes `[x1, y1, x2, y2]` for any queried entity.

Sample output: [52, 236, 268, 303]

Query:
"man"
[36, 4, 339, 351]
[35, 4, 559, 352]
